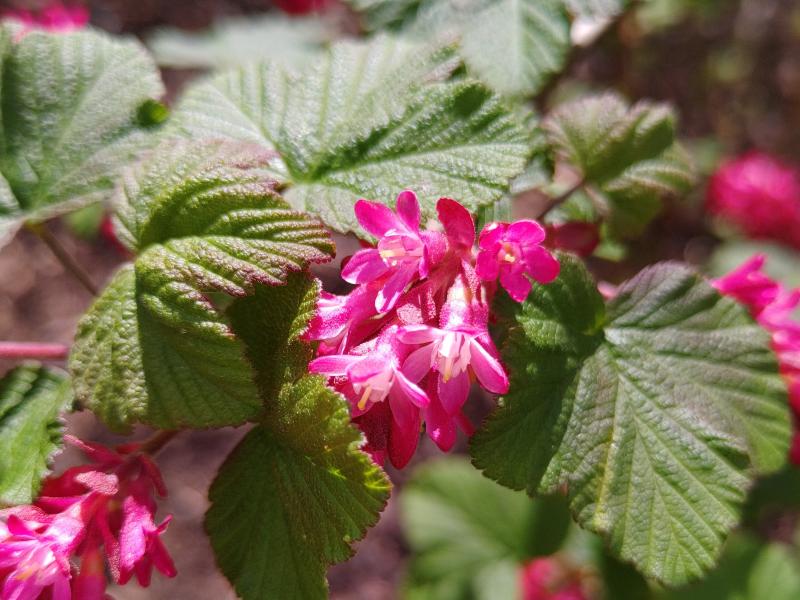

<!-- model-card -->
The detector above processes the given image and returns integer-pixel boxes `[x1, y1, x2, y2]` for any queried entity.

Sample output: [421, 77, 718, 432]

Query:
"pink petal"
[402, 344, 435, 382]
[376, 264, 417, 312]
[469, 337, 509, 394]
[507, 220, 546, 245]
[395, 190, 421, 231]
[389, 385, 418, 431]
[394, 369, 430, 408]
[340, 249, 388, 284]
[500, 266, 532, 302]
[347, 355, 386, 384]
[51, 575, 72, 600]
[397, 325, 442, 345]
[478, 221, 507, 250]
[437, 198, 475, 250]
[388, 410, 420, 469]
[475, 249, 500, 281]
[308, 355, 360, 377]
[437, 370, 470, 415]
[522, 245, 560, 284]
[423, 392, 457, 452]
[354, 200, 403, 238]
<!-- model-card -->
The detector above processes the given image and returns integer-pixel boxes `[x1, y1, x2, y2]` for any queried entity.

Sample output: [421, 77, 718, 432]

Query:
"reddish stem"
[0, 341, 69, 360]
[139, 430, 179, 455]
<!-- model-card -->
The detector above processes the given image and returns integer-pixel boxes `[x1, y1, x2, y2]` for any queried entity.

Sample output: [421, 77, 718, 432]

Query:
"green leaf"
[472, 255, 791, 585]
[401, 457, 570, 599]
[169, 35, 530, 235]
[0, 25, 164, 246]
[346, 0, 570, 97]
[0, 365, 72, 506]
[543, 93, 695, 237]
[206, 375, 391, 600]
[659, 534, 800, 600]
[459, 0, 571, 98]
[70, 140, 334, 430]
[146, 13, 333, 70]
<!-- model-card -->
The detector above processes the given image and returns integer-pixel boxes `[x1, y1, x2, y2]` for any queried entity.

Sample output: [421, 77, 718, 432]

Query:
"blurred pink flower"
[714, 255, 800, 466]
[707, 152, 800, 250]
[545, 222, 599, 257]
[1, 3, 88, 36]
[274, 0, 329, 15]
[520, 558, 588, 600]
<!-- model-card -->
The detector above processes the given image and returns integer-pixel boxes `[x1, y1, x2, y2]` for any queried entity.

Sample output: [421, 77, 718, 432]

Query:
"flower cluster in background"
[714, 255, 800, 465]
[707, 152, 800, 251]
[520, 557, 589, 600]
[0, 2, 88, 36]
[308, 191, 559, 468]
[0, 437, 175, 600]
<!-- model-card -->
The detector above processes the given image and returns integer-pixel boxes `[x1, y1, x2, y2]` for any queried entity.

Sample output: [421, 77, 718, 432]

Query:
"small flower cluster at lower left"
[0, 436, 175, 600]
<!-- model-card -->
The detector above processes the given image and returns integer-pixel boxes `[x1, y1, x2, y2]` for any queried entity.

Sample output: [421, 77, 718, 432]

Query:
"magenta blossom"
[1, 3, 88, 36]
[0, 516, 71, 600]
[342, 191, 445, 312]
[714, 254, 800, 466]
[707, 151, 800, 250]
[310, 191, 558, 468]
[476, 220, 560, 302]
[0, 436, 175, 599]
[520, 557, 588, 600]
[399, 276, 509, 417]
[310, 326, 428, 425]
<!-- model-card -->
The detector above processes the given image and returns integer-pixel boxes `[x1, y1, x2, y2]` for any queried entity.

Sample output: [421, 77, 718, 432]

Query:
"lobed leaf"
[206, 375, 391, 600]
[472, 255, 791, 585]
[0, 25, 163, 247]
[169, 35, 530, 234]
[0, 365, 72, 506]
[543, 93, 695, 237]
[70, 141, 334, 431]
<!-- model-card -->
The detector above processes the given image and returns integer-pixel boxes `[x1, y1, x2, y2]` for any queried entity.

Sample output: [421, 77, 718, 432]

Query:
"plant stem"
[540, 179, 585, 217]
[0, 341, 69, 360]
[139, 430, 179, 456]
[27, 222, 99, 296]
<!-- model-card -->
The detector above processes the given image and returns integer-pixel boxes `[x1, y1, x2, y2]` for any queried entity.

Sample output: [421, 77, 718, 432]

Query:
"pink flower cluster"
[520, 558, 588, 600]
[0, 436, 175, 600]
[307, 191, 559, 468]
[707, 152, 800, 250]
[1, 3, 88, 36]
[714, 255, 800, 465]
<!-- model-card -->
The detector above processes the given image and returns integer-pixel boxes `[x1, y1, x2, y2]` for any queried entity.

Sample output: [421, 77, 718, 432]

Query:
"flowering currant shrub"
[0, 2, 798, 599]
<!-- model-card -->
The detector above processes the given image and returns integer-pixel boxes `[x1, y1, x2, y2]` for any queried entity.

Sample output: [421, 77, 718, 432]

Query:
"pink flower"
[0, 516, 71, 600]
[399, 277, 509, 417]
[520, 557, 587, 600]
[309, 327, 429, 459]
[0, 436, 175, 598]
[274, 0, 329, 14]
[712, 254, 781, 316]
[342, 191, 445, 312]
[476, 220, 560, 302]
[1, 3, 88, 36]
[714, 255, 800, 466]
[707, 152, 800, 250]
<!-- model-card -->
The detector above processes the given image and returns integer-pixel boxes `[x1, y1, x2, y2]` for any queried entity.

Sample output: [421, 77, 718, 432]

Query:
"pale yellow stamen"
[443, 356, 454, 382]
[358, 386, 372, 410]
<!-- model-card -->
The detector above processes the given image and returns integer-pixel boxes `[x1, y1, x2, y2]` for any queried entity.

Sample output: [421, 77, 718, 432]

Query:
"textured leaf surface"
[147, 13, 333, 69]
[169, 35, 530, 234]
[543, 93, 694, 236]
[472, 256, 791, 585]
[70, 141, 334, 430]
[206, 375, 391, 600]
[0, 365, 72, 506]
[0, 25, 163, 245]
[459, 0, 570, 97]
[402, 457, 570, 600]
